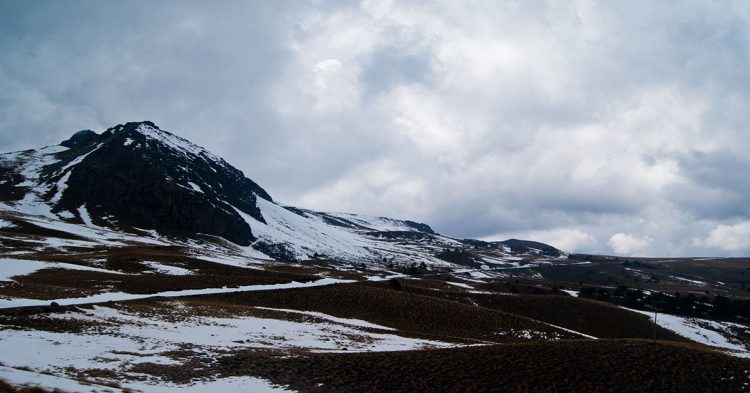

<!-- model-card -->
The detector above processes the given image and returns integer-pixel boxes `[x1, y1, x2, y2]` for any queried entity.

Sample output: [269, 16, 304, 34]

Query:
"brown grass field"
[130, 339, 749, 393]
[196, 282, 577, 343]
[375, 281, 686, 341]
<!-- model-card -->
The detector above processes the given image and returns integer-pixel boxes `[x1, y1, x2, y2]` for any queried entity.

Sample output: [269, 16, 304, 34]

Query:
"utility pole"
[652, 309, 657, 343]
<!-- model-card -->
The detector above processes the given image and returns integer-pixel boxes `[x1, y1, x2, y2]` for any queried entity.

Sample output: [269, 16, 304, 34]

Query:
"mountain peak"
[1, 121, 455, 261]
[106, 120, 158, 133]
[0, 121, 276, 246]
[60, 129, 98, 148]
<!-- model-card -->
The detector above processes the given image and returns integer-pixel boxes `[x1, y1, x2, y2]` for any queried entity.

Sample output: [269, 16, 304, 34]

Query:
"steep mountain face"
[1, 122, 270, 245]
[0, 121, 561, 264]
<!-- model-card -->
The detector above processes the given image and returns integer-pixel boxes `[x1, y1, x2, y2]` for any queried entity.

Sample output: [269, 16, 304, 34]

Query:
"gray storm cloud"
[1, 0, 749, 256]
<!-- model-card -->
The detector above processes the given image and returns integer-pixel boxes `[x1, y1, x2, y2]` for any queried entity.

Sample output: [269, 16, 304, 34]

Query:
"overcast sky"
[2, 1, 749, 257]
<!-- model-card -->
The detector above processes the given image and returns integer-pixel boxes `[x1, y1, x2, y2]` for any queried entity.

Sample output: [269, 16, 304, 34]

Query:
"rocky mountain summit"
[0, 121, 560, 265]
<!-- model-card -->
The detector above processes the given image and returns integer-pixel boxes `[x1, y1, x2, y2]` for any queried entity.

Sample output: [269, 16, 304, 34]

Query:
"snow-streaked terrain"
[624, 307, 750, 357]
[0, 366, 129, 393]
[0, 258, 125, 281]
[234, 198, 377, 262]
[0, 277, 353, 309]
[142, 261, 194, 275]
[0, 301, 460, 392]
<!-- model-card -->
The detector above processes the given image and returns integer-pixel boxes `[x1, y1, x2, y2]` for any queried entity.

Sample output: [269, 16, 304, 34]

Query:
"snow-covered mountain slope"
[0, 121, 271, 245]
[0, 121, 561, 267]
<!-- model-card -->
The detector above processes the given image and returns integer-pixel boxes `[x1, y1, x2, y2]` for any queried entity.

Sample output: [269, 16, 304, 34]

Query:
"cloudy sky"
[1, 1, 749, 257]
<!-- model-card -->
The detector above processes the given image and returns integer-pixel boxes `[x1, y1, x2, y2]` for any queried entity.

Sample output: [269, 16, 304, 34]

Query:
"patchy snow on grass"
[446, 281, 475, 289]
[0, 277, 353, 309]
[142, 261, 193, 275]
[255, 306, 397, 331]
[191, 251, 270, 267]
[78, 204, 96, 227]
[0, 327, 178, 375]
[125, 376, 292, 392]
[84, 304, 450, 353]
[0, 258, 125, 281]
[0, 366, 128, 393]
[0, 219, 14, 229]
[544, 323, 597, 340]
[0, 300, 457, 391]
[467, 271, 492, 279]
[624, 307, 750, 357]
[364, 273, 407, 281]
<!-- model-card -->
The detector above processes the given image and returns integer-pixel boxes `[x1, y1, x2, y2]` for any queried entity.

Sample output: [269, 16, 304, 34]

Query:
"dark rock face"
[403, 220, 435, 234]
[458, 238, 562, 256]
[60, 130, 98, 148]
[0, 168, 27, 203]
[49, 121, 271, 246]
[366, 231, 438, 242]
[435, 248, 483, 268]
[500, 239, 562, 256]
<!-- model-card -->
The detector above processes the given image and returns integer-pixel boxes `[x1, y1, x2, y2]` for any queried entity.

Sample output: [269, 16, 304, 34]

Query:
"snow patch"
[0, 277, 353, 309]
[669, 276, 707, 286]
[57, 210, 75, 219]
[561, 289, 579, 297]
[136, 124, 225, 166]
[0, 366, 128, 393]
[446, 281, 475, 289]
[142, 261, 193, 275]
[187, 181, 203, 193]
[49, 171, 71, 204]
[56, 143, 102, 175]
[0, 258, 126, 281]
[323, 211, 427, 232]
[77, 204, 95, 227]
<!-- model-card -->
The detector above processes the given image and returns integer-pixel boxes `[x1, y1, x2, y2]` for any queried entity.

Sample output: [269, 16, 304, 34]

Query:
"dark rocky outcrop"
[501, 239, 562, 256]
[60, 130, 98, 148]
[48, 121, 271, 246]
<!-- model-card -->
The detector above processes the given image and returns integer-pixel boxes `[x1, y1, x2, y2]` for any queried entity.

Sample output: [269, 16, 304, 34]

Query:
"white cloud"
[608, 233, 653, 256]
[697, 222, 750, 252]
